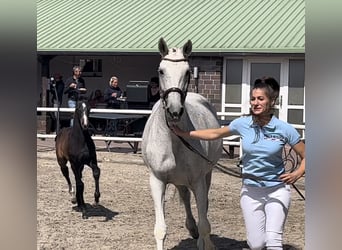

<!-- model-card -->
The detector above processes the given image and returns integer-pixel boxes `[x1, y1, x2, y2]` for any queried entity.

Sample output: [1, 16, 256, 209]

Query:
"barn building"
[37, 0, 305, 137]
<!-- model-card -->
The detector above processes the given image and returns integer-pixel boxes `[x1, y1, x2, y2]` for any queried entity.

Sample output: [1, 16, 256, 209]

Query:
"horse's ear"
[182, 40, 192, 58]
[158, 37, 168, 57]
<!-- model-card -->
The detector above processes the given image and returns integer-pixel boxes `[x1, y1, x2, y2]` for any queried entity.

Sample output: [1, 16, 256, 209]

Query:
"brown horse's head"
[75, 100, 90, 130]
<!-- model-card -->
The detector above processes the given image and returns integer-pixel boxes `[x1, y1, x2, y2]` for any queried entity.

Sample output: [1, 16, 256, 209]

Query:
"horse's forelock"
[162, 48, 186, 62]
[169, 47, 181, 56]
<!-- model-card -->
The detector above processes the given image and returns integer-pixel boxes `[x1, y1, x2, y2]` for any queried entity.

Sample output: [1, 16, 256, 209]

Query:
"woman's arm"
[279, 140, 305, 184]
[171, 125, 231, 140]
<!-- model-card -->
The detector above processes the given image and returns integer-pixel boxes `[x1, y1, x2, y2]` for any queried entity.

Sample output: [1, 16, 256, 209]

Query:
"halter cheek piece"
[160, 57, 190, 106]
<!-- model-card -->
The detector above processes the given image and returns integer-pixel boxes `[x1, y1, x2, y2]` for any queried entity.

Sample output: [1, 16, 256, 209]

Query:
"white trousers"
[240, 184, 291, 250]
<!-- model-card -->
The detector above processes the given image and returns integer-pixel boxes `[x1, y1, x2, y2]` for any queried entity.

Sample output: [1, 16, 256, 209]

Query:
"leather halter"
[161, 57, 188, 63]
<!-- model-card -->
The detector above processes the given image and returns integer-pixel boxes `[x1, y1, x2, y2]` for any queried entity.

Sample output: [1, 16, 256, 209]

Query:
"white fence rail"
[37, 107, 305, 157]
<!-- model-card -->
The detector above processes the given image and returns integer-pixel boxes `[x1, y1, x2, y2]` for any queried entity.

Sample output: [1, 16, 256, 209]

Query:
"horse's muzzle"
[81, 118, 89, 129]
[166, 107, 184, 122]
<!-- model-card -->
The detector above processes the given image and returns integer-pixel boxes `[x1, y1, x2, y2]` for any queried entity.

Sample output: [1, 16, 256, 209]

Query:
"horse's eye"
[158, 69, 164, 75]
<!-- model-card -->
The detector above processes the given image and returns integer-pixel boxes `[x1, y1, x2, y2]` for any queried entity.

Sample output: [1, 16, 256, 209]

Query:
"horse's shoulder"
[186, 93, 208, 103]
[56, 127, 71, 140]
[185, 93, 216, 112]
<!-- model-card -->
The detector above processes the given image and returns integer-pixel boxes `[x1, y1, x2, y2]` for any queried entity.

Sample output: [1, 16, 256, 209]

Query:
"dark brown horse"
[55, 99, 100, 219]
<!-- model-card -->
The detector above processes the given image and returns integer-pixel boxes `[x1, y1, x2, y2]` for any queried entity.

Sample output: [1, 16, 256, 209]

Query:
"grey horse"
[142, 38, 222, 250]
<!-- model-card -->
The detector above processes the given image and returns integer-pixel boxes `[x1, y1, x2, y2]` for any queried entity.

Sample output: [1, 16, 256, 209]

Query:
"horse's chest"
[79, 146, 92, 161]
[69, 144, 92, 162]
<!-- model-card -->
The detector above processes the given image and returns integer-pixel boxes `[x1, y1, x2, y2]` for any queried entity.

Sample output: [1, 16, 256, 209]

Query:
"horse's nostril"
[172, 112, 179, 119]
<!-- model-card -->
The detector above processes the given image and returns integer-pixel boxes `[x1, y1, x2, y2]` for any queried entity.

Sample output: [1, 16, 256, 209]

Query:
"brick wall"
[188, 56, 223, 111]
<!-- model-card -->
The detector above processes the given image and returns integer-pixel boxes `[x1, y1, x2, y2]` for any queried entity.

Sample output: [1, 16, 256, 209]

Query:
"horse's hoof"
[82, 213, 88, 219]
[186, 221, 199, 239]
[71, 197, 77, 204]
[190, 229, 199, 239]
[72, 206, 82, 212]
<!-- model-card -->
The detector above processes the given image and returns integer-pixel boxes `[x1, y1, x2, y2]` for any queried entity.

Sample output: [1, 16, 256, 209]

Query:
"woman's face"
[111, 79, 118, 87]
[74, 68, 82, 78]
[250, 88, 272, 115]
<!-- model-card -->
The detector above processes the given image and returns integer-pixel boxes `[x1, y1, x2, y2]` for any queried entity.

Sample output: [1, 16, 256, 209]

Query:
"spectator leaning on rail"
[171, 77, 305, 250]
[64, 65, 87, 126]
[104, 76, 123, 109]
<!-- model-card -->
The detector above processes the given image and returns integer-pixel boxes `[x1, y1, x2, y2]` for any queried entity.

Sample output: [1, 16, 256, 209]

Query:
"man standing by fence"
[64, 65, 86, 126]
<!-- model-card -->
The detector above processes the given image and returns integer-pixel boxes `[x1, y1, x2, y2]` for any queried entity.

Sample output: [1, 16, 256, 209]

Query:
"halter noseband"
[161, 87, 187, 104]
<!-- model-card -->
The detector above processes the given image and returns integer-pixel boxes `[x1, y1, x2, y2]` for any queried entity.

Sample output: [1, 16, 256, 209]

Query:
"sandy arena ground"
[37, 139, 305, 250]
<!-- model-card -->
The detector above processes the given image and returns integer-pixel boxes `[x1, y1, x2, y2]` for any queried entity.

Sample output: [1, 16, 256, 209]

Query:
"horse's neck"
[72, 118, 88, 139]
[178, 109, 192, 128]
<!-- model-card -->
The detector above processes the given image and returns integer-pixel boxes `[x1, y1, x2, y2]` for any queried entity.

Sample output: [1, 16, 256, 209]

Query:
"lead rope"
[166, 120, 242, 178]
[166, 120, 215, 166]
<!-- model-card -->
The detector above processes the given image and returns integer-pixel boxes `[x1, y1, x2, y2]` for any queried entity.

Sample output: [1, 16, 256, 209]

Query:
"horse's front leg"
[90, 160, 101, 205]
[149, 174, 167, 250]
[72, 164, 87, 219]
[175, 185, 199, 239]
[58, 159, 76, 204]
[193, 172, 215, 250]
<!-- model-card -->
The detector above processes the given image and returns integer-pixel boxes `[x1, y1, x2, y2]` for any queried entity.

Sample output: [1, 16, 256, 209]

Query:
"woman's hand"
[279, 170, 303, 184]
[170, 125, 189, 137]
[280, 141, 305, 184]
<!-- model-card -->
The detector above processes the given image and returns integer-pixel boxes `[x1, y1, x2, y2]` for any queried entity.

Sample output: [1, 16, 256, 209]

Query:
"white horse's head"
[158, 38, 192, 122]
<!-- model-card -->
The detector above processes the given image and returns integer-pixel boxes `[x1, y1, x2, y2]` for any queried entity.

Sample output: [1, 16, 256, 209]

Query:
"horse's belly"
[146, 151, 213, 185]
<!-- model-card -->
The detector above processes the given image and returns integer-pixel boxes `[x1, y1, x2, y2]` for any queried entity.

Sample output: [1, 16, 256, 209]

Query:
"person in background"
[64, 65, 86, 126]
[49, 73, 65, 132]
[88, 89, 106, 132]
[104, 76, 123, 109]
[171, 77, 305, 250]
[148, 76, 160, 108]
[89, 89, 105, 108]
[50, 73, 65, 107]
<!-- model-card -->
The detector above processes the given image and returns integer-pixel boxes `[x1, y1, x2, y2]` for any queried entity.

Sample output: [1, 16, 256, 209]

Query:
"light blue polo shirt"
[228, 115, 301, 187]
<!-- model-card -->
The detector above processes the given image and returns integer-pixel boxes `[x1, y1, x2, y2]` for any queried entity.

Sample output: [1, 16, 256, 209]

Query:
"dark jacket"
[104, 86, 122, 108]
[50, 79, 65, 105]
[64, 76, 86, 101]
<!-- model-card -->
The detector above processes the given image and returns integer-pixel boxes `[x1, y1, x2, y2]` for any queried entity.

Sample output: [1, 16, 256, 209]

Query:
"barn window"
[79, 59, 103, 77]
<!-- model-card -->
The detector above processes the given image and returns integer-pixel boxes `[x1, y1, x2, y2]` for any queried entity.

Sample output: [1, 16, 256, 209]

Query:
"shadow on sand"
[72, 203, 118, 221]
[169, 234, 302, 250]
[169, 234, 248, 250]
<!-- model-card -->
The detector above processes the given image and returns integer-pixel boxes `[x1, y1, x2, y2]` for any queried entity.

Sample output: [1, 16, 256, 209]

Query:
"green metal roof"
[37, 0, 305, 54]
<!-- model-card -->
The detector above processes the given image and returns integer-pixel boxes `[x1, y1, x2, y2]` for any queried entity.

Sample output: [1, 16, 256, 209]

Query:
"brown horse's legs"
[72, 165, 87, 218]
[58, 161, 76, 203]
[90, 162, 101, 204]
